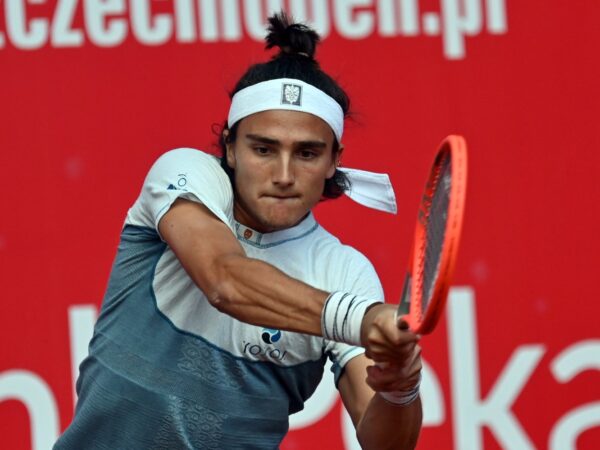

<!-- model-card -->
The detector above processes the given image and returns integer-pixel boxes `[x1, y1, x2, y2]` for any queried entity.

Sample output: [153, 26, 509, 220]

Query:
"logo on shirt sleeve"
[167, 173, 188, 191]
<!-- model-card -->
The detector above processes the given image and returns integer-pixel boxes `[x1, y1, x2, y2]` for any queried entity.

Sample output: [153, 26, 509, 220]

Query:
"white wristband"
[379, 374, 421, 407]
[321, 291, 381, 346]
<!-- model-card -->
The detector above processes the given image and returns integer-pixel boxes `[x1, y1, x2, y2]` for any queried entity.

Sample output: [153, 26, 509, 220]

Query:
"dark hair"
[219, 12, 350, 199]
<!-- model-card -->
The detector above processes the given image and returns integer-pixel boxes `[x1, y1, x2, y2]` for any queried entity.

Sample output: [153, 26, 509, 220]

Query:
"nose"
[272, 154, 295, 186]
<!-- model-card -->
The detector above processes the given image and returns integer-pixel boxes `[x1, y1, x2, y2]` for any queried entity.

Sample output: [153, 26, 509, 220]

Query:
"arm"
[338, 321, 423, 450]
[159, 198, 325, 335]
[159, 198, 412, 363]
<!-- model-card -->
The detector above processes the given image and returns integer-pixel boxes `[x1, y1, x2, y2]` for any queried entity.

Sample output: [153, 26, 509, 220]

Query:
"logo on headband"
[281, 83, 302, 106]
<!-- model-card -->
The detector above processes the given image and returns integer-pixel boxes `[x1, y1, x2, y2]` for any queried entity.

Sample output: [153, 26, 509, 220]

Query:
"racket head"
[403, 135, 468, 334]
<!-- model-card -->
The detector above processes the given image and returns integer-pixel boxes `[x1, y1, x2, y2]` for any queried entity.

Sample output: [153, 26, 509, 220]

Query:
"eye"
[254, 146, 270, 155]
[298, 149, 318, 159]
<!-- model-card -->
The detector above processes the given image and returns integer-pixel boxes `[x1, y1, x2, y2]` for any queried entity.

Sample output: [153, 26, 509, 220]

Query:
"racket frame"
[401, 135, 468, 334]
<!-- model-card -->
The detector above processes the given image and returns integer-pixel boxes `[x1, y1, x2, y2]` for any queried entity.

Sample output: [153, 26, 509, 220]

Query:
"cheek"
[234, 163, 262, 197]
[303, 172, 327, 199]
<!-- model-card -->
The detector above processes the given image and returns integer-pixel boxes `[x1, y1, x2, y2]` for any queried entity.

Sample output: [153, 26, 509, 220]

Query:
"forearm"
[160, 200, 381, 344]
[356, 394, 422, 450]
[208, 253, 327, 335]
[160, 200, 327, 336]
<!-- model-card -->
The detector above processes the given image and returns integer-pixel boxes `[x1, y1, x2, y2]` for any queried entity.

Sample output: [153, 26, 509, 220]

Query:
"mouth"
[263, 194, 300, 200]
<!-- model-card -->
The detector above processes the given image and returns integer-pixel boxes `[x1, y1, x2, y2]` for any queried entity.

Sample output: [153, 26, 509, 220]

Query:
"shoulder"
[157, 147, 217, 161]
[147, 147, 231, 191]
[313, 225, 374, 268]
[152, 147, 222, 171]
[309, 224, 384, 298]
[126, 148, 234, 232]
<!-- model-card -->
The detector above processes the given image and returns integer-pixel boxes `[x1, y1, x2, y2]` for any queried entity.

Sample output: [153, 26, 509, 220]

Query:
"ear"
[327, 144, 344, 179]
[223, 130, 236, 169]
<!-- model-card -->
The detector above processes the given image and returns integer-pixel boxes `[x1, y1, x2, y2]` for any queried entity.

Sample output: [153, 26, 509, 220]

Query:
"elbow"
[203, 253, 244, 315]
[206, 283, 234, 313]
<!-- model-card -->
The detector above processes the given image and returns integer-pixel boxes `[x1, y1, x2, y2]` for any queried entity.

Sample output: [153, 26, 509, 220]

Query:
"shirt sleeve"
[125, 148, 235, 237]
[323, 248, 385, 386]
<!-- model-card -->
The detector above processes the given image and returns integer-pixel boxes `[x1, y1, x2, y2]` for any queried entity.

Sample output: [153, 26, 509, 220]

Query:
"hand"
[360, 304, 419, 362]
[360, 304, 422, 392]
[365, 344, 422, 393]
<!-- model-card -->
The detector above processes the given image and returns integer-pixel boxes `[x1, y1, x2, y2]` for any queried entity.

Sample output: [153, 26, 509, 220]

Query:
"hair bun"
[265, 12, 320, 60]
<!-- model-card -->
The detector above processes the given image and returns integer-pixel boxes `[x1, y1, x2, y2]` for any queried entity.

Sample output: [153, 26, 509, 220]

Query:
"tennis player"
[54, 13, 422, 450]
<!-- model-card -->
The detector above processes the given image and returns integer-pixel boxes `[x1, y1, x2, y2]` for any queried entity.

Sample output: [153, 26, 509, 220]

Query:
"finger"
[367, 364, 422, 392]
[376, 345, 418, 363]
[366, 365, 401, 384]
[366, 372, 420, 393]
[397, 316, 423, 344]
[410, 349, 422, 367]
[397, 316, 410, 331]
[382, 341, 421, 366]
[365, 309, 418, 349]
[368, 343, 415, 363]
[365, 370, 403, 392]
[403, 344, 422, 367]
[382, 374, 421, 392]
[384, 319, 420, 347]
[366, 346, 423, 388]
[388, 344, 422, 376]
[367, 363, 419, 385]
[370, 327, 418, 359]
[368, 344, 413, 363]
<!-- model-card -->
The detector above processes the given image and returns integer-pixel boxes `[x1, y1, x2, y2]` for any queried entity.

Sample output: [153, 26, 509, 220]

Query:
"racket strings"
[419, 155, 452, 309]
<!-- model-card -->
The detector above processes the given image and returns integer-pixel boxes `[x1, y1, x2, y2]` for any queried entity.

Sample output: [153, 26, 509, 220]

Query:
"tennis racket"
[396, 135, 468, 334]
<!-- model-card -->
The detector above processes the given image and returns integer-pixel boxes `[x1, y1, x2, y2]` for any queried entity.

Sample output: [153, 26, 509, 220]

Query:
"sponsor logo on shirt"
[261, 328, 282, 344]
[242, 328, 287, 361]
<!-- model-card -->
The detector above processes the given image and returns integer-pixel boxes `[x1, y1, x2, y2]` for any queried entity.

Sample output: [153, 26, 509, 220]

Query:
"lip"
[263, 194, 300, 200]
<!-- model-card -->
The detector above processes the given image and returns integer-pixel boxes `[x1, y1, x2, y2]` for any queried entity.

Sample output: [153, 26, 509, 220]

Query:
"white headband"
[228, 78, 344, 141]
[227, 78, 397, 214]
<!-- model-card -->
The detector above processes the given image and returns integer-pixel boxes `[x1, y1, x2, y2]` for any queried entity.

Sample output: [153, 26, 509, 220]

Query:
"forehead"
[237, 110, 335, 144]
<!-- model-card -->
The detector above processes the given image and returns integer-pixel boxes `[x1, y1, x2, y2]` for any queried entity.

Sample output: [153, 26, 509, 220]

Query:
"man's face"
[226, 109, 340, 233]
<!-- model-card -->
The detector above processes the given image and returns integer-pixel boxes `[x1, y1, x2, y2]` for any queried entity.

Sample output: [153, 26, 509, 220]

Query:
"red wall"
[1, 1, 599, 449]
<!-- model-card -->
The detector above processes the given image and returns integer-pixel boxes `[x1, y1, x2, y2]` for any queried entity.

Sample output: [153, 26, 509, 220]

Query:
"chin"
[261, 218, 298, 232]
[260, 212, 305, 232]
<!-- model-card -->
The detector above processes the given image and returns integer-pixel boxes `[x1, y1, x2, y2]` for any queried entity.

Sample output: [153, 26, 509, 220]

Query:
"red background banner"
[1, 1, 599, 449]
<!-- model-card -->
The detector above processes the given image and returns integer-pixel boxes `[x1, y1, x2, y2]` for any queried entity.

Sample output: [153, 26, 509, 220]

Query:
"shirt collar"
[234, 212, 318, 248]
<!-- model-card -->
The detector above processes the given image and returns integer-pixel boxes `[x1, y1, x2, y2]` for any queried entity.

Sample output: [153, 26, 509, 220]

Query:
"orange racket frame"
[402, 135, 468, 334]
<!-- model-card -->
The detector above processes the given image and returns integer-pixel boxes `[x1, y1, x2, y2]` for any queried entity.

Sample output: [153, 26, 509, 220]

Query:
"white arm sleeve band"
[321, 291, 381, 346]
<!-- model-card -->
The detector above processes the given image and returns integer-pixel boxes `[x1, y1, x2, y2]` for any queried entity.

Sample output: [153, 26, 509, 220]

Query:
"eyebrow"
[245, 133, 328, 149]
